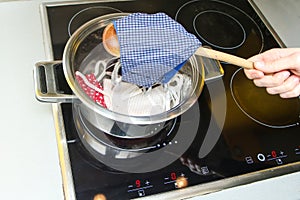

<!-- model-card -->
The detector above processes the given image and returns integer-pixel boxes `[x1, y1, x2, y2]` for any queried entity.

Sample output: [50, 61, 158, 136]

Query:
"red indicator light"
[271, 150, 277, 158]
[171, 172, 177, 181]
[135, 179, 141, 188]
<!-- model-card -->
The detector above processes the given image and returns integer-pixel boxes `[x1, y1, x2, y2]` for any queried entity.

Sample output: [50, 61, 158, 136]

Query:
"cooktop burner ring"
[68, 6, 122, 36]
[193, 10, 246, 50]
[230, 68, 300, 128]
[72, 100, 201, 173]
[175, 0, 264, 57]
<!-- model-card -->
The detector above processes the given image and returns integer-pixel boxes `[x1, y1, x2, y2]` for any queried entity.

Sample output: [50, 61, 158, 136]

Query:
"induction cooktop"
[39, 0, 300, 199]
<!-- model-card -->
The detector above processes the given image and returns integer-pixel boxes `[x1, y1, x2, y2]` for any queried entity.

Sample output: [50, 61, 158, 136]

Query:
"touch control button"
[257, 153, 266, 162]
[245, 156, 254, 164]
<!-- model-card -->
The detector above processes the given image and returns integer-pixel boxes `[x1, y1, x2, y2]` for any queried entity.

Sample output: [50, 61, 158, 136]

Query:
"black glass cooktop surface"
[44, 0, 300, 199]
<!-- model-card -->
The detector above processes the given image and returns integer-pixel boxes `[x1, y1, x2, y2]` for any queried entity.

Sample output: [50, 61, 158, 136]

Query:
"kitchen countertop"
[249, 0, 300, 47]
[0, 1, 299, 200]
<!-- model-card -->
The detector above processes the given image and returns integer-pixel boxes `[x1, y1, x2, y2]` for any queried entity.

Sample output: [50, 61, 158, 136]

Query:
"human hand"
[244, 48, 300, 98]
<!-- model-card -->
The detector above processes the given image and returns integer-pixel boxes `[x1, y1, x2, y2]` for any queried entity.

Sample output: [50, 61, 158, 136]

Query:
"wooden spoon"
[195, 47, 254, 69]
[103, 23, 254, 69]
[102, 23, 120, 57]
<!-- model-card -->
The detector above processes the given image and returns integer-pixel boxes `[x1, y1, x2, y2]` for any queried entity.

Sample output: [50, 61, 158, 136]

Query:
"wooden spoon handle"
[195, 47, 254, 69]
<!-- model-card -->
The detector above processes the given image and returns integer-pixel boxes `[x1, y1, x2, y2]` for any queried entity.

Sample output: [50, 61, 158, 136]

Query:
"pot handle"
[34, 61, 77, 103]
[202, 56, 224, 83]
[199, 46, 224, 83]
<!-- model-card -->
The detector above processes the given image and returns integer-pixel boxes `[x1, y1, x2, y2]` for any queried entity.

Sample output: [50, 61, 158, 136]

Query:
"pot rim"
[63, 12, 205, 125]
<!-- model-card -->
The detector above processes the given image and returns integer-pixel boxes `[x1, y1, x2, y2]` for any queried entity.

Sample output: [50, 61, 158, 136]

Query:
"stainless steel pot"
[34, 13, 222, 139]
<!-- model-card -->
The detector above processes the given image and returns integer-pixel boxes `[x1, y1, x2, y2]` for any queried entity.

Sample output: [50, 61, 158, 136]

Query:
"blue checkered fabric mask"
[113, 12, 201, 87]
